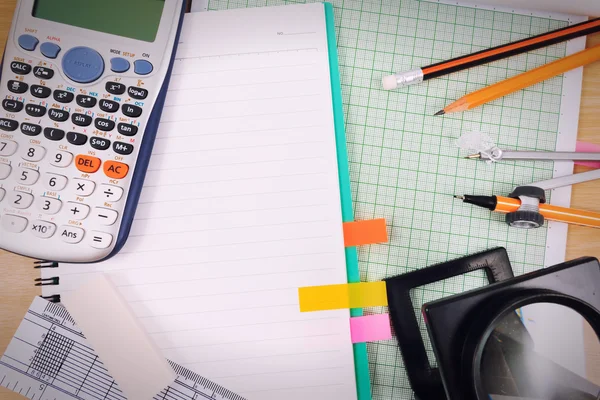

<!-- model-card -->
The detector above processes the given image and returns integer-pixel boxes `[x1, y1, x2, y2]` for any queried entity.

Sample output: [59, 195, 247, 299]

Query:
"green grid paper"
[206, 1, 569, 398]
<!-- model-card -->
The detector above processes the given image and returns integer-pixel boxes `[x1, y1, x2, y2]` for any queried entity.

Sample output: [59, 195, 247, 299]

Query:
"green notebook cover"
[324, 3, 372, 400]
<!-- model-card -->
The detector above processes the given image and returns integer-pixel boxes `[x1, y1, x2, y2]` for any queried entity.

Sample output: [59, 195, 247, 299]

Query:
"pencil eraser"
[382, 75, 398, 90]
[62, 274, 176, 400]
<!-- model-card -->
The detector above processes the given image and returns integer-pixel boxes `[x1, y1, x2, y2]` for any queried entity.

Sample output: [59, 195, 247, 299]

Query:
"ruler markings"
[1, 298, 246, 400]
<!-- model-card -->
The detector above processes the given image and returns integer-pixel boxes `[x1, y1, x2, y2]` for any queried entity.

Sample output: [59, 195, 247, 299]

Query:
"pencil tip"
[454, 195, 465, 200]
[434, 110, 445, 116]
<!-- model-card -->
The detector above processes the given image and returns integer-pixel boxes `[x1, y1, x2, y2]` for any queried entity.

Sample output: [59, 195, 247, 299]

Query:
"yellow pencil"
[435, 44, 600, 115]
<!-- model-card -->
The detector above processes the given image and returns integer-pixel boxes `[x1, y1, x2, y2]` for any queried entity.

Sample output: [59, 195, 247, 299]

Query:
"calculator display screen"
[33, 0, 165, 42]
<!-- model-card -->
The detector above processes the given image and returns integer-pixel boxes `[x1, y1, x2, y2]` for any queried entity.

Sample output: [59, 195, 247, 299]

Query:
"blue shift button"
[110, 57, 130, 73]
[18, 34, 39, 51]
[62, 46, 105, 84]
[134, 59, 153, 75]
[40, 42, 61, 59]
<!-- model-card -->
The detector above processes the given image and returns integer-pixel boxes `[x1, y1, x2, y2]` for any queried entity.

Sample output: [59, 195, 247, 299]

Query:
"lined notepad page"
[43, 4, 358, 399]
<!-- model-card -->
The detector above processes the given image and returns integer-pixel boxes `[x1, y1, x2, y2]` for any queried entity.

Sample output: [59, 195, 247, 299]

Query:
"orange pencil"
[436, 44, 600, 115]
[455, 194, 600, 229]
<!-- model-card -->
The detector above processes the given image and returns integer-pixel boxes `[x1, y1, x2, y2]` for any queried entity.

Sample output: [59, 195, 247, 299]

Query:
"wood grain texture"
[0, 1, 599, 399]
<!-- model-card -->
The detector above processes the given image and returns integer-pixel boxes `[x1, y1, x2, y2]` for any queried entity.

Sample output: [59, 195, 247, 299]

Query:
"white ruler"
[0, 297, 246, 400]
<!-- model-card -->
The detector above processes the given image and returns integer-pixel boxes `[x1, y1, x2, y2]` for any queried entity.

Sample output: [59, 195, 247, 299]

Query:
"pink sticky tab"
[576, 141, 600, 169]
[350, 314, 392, 343]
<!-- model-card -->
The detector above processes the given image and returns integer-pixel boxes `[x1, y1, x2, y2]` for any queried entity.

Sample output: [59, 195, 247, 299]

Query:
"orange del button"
[104, 160, 129, 179]
[75, 155, 101, 173]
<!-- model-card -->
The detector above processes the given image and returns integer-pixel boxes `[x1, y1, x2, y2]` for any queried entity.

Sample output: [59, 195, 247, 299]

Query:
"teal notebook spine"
[324, 3, 371, 400]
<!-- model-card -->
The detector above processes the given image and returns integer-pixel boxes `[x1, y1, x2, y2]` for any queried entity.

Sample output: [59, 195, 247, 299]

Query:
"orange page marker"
[343, 219, 388, 247]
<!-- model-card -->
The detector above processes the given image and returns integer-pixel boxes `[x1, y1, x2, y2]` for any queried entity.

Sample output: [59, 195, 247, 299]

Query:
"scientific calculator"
[0, 0, 186, 262]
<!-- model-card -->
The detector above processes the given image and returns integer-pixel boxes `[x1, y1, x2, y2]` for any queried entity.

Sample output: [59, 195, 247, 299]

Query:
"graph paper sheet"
[204, 1, 584, 398]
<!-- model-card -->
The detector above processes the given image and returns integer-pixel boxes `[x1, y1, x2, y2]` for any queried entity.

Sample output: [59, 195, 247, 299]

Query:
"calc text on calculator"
[0, 0, 185, 262]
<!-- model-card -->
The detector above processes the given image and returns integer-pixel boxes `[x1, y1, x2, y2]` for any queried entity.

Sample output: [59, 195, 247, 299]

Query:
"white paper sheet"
[44, 4, 358, 400]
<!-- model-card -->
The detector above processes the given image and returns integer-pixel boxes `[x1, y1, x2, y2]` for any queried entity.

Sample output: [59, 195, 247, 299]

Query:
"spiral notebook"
[41, 3, 368, 400]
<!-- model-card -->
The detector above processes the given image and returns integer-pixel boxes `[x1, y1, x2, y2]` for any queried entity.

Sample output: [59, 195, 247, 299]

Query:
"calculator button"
[117, 123, 138, 136]
[66, 202, 90, 219]
[127, 86, 148, 100]
[93, 208, 119, 226]
[53, 90, 74, 103]
[59, 226, 84, 244]
[95, 118, 115, 132]
[90, 137, 111, 151]
[2, 99, 24, 113]
[7, 191, 34, 209]
[0, 163, 11, 179]
[72, 179, 95, 196]
[31, 85, 51, 99]
[38, 197, 62, 215]
[67, 132, 88, 146]
[113, 141, 134, 155]
[104, 161, 129, 179]
[89, 231, 113, 249]
[21, 122, 42, 136]
[30, 220, 57, 239]
[72, 113, 92, 127]
[110, 57, 130, 73]
[10, 61, 31, 75]
[8, 80, 28, 94]
[106, 82, 126, 95]
[40, 42, 61, 59]
[33, 66, 54, 80]
[21, 145, 46, 162]
[134, 59, 153, 75]
[76, 95, 97, 108]
[99, 99, 119, 113]
[50, 150, 73, 167]
[100, 184, 123, 202]
[62, 46, 105, 84]
[2, 214, 28, 233]
[18, 34, 39, 51]
[49, 108, 69, 122]
[25, 104, 47, 117]
[16, 167, 40, 185]
[0, 118, 18, 131]
[75, 154, 101, 173]
[122, 104, 142, 118]
[44, 127, 65, 141]
[44, 173, 68, 191]
[0, 140, 18, 156]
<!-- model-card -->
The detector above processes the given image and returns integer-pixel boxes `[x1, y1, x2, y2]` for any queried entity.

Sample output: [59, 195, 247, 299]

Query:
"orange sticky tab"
[104, 161, 129, 179]
[75, 154, 101, 173]
[343, 219, 388, 247]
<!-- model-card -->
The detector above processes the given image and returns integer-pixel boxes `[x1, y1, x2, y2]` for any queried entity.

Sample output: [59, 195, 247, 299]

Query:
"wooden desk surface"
[0, 0, 599, 398]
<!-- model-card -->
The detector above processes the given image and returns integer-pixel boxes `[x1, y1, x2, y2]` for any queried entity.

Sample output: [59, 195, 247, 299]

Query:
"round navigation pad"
[62, 46, 105, 84]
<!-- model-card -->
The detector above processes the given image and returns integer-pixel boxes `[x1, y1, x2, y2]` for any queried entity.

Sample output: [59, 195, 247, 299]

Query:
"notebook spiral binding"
[34, 260, 61, 303]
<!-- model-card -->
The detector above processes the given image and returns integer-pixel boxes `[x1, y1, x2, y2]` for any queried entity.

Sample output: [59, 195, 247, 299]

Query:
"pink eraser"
[576, 141, 600, 169]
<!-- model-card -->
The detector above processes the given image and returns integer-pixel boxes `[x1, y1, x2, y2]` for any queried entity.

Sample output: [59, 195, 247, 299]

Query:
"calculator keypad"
[2, 214, 28, 233]
[7, 191, 34, 209]
[8, 80, 28, 94]
[31, 85, 51, 98]
[38, 197, 62, 215]
[25, 104, 46, 117]
[66, 202, 90, 220]
[21, 145, 46, 162]
[0, 118, 18, 131]
[16, 167, 40, 185]
[3, 99, 23, 112]
[0, 140, 18, 156]
[2, 36, 153, 260]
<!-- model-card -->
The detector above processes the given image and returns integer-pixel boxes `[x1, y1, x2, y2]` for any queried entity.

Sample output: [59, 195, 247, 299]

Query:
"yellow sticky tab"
[298, 282, 388, 312]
